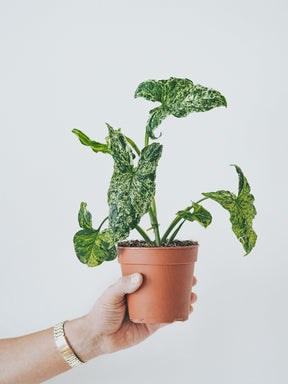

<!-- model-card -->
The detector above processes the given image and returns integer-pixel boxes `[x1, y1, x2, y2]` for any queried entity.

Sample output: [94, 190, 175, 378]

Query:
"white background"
[0, 1, 287, 383]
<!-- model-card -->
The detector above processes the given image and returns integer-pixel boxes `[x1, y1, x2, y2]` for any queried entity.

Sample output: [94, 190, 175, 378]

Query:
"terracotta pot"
[117, 245, 198, 323]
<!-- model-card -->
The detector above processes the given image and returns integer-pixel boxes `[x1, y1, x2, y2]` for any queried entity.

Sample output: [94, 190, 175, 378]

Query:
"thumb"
[103, 273, 143, 305]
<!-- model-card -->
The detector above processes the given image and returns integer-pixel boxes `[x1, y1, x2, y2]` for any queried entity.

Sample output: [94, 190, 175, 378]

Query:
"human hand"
[65, 273, 197, 362]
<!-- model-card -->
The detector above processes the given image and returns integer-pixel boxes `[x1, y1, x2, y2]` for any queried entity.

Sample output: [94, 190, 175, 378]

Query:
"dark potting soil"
[117, 239, 198, 247]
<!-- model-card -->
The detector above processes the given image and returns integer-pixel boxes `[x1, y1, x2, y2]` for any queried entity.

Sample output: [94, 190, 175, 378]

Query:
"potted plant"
[72, 77, 257, 323]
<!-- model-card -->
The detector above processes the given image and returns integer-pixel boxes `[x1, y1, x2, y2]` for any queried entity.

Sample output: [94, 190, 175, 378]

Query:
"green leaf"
[135, 77, 227, 139]
[72, 128, 111, 154]
[97, 229, 118, 261]
[177, 202, 212, 228]
[134, 79, 166, 102]
[107, 126, 163, 242]
[202, 165, 257, 256]
[73, 228, 117, 267]
[106, 123, 134, 173]
[78, 202, 93, 229]
[73, 203, 117, 267]
[73, 228, 100, 265]
[124, 136, 141, 156]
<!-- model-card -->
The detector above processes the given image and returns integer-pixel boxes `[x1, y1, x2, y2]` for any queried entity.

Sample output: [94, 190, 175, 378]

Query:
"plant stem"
[149, 199, 161, 246]
[145, 132, 149, 147]
[161, 197, 209, 244]
[166, 220, 185, 245]
[161, 216, 182, 244]
[97, 216, 108, 231]
[196, 197, 209, 204]
[144, 131, 161, 246]
[135, 225, 153, 245]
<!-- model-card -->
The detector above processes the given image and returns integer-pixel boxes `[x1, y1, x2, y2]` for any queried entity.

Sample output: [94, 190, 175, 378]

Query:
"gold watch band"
[54, 321, 84, 368]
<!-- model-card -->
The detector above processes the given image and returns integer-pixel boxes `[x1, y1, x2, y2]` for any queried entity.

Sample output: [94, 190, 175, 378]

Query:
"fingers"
[101, 273, 143, 305]
[189, 279, 198, 315]
[190, 292, 197, 304]
[100, 274, 197, 309]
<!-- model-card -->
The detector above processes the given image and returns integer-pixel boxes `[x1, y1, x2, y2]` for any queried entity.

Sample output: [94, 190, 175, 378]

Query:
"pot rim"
[117, 244, 198, 265]
[116, 244, 199, 250]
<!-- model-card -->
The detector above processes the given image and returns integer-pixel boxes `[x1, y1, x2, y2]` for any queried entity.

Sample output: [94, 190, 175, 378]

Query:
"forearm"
[0, 326, 70, 384]
[0, 316, 102, 384]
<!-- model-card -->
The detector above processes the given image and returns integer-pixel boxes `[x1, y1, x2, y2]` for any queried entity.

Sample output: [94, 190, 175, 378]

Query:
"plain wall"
[0, 1, 287, 383]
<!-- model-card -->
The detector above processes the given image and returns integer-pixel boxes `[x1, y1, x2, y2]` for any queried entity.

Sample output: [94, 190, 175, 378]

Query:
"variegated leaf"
[107, 126, 162, 242]
[78, 202, 93, 229]
[135, 77, 227, 139]
[72, 128, 111, 154]
[106, 123, 134, 173]
[177, 202, 212, 228]
[73, 203, 117, 267]
[203, 165, 257, 256]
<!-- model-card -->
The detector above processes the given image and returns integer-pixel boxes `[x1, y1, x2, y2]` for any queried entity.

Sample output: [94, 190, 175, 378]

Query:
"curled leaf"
[135, 77, 227, 139]
[72, 128, 111, 154]
[177, 202, 212, 228]
[203, 165, 257, 256]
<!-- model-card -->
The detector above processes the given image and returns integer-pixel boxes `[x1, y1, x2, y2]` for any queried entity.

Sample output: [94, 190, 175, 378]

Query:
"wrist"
[64, 315, 103, 362]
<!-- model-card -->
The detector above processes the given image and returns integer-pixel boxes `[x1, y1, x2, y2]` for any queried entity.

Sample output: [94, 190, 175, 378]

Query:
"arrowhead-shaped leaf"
[107, 126, 163, 242]
[73, 203, 117, 267]
[202, 165, 257, 256]
[135, 77, 227, 139]
[177, 202, 212, 228]
[72, 128, 111, 154]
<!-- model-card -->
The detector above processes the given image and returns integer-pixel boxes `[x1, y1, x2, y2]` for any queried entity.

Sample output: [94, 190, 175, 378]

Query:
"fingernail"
[130, 273, 141, 284]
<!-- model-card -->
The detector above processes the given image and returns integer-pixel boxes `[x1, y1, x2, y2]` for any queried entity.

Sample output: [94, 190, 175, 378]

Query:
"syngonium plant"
[72, 77, 257, 267]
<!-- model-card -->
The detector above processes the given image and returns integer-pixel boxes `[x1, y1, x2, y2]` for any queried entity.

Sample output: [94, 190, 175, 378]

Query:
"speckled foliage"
[72, 77, 257, 267]
[107, 125, 162, 242]
[177, 202, 212, 228]
[203, 165, 257, 255]
[73, 202, 116, 267]
[135, 77, 227, 139]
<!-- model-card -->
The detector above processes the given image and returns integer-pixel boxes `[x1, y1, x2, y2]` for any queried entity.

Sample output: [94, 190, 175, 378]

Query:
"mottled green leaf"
[177, 202, 212, 228]
[73, 203, 117, 267]
[203, 165, 257, 256]
[106, 123, 134, 173]
[97, 229, 117, 262]
[73, 228, 117, 267]
[73, 228, 100, 265]
[135, 77, 227, 139]
[72, 128, 111, 154]
[134, 79, 166, 102]
[107, 126, 163, 242]
[78, 202, 93, 230]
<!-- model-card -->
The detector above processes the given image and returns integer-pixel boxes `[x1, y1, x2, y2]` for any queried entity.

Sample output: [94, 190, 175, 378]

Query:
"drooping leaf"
[202, 165, 257, 256]
[73, 203, 117, 267]
[177, 202, 212, 228]
[135, 77, 227, 139]
[107, 125, 163, 242]
[72, 128, 111, 154]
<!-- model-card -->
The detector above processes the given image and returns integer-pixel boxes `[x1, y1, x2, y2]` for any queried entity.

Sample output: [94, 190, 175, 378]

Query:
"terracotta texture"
[118, 245, 198, 323]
